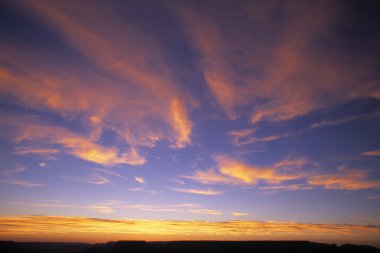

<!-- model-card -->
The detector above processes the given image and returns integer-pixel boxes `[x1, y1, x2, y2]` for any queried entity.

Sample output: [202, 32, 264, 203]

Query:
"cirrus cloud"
[0, 113, 145, 166]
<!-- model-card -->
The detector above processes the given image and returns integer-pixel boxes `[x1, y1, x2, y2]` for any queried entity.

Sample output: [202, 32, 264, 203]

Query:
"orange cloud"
[0, 216, 380, 246]
[169, 98, 192, 148]
[307, 167, 380, 190]
[361, 150, 380, 156]
[1, 114, 145, 166]
[185, 156, 307, 186]
[185, 156, 380, 191]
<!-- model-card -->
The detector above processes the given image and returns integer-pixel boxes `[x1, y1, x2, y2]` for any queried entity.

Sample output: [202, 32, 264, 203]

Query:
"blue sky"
[0, 0, 379, 245]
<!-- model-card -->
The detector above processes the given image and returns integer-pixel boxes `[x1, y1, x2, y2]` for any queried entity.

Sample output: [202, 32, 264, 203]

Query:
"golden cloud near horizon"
[0, 216, 379, 246]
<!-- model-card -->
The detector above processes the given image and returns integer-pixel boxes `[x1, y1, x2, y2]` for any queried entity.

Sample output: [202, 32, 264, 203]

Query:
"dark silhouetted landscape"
[1, 241, 380, 253]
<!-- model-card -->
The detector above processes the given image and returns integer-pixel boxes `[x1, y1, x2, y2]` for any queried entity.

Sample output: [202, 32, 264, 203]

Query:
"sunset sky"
[0, 0, 380, 246]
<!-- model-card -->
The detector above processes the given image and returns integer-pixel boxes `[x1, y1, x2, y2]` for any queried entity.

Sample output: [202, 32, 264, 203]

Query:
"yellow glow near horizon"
[0, 216, 379, 247]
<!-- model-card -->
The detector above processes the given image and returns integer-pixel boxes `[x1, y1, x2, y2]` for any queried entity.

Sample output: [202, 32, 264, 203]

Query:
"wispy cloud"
[307, 166, 380, 190]
[171, 188, 224, 195]
[229, 129, 292, 146]
[87, 173, 111, 185]
[1, 166, 27, 177]
[0, 166, 45, 188]
[13, 146, 59, 156]
[170, 179, 186, 185]
[0, 178, 45, 188]
[310, 115, 364, 129]
[189, 209, 222, 215]
[182, 169, 237, 185]
[259, 184, 313, 193]
[361, 150, 380, 156]
[63, 173, 111, 185]
[128, 187, 161, 195]
[135, 176, 145, 184]
[88, 205, 114, 214]
[231, 212, 249, 217]
[129, 187, 144, 192]
[228, 129, 255, 139]
[366, 195, 380, 200]
[38, 162, 47, 167]
[310, 110, 380, 129]
[94, 168, 128, 180]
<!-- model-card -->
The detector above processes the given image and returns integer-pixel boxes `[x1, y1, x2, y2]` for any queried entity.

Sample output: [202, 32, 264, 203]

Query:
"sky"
[0, 0, 380, 246]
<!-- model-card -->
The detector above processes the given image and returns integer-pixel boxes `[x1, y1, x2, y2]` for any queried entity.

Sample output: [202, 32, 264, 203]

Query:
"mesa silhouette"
[1, 240, 380, 253]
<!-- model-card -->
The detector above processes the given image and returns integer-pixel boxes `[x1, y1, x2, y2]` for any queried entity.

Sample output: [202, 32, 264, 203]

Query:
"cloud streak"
[13, 147, 60, 156]
[361, 150, 380, 157]
[307, 167, 380, 190]
[0, 178, 46, 188]
[0, 166, 45, 188]
[171, 188, 224, 195]
[228, 129, 291, 146]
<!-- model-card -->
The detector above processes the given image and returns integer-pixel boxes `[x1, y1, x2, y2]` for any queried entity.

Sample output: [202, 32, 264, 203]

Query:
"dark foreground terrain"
[1, 240, 380, 253]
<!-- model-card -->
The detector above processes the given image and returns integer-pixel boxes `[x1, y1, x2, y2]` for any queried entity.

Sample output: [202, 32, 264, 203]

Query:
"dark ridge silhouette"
[0, 241, 91, 253]
[1, 240, 380, 253]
